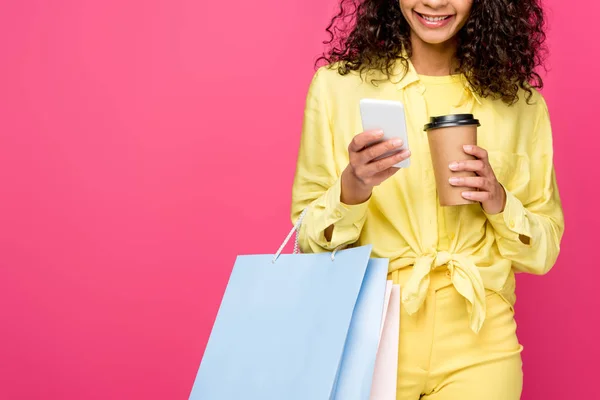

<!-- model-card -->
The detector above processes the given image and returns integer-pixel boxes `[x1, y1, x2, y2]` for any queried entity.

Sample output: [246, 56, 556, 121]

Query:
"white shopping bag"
[370, 282, 401, 400]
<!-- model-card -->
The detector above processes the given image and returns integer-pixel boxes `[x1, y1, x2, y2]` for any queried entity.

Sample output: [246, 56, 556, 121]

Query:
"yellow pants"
[389, 268, 523, 400]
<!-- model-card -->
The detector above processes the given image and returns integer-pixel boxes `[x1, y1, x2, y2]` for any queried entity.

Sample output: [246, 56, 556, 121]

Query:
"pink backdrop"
[0, 1, 597, 399]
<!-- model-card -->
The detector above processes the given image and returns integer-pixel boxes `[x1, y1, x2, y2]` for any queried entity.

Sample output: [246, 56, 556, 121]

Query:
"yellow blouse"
[290, 60, 565, 333]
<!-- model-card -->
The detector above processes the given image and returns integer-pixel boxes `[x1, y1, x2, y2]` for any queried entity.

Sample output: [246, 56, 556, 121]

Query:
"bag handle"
[272, 208, 342, 263]
[272, 208, 307, 263]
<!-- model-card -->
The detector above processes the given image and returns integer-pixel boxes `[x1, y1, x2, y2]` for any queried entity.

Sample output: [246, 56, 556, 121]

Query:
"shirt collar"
[391, 57, 483, 106]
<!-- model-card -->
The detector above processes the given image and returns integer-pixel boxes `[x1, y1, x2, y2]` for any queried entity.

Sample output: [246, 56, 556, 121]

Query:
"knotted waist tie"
[401, 251, 487, 333]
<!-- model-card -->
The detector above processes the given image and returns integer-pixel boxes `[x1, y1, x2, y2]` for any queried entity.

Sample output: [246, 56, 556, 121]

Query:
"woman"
[291, 0, 565, 398]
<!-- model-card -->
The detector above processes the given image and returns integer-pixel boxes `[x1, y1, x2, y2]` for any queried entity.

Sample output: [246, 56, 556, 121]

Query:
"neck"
[409, 32, 458, 76]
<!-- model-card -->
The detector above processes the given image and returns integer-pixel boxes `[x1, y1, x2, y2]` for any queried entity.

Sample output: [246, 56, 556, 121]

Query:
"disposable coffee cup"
[423, 114, 481, 206]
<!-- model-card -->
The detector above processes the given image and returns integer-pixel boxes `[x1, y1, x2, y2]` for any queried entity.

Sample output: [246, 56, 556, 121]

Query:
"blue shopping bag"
[190, 211, 390, 400]
[331, 256, 390, 400]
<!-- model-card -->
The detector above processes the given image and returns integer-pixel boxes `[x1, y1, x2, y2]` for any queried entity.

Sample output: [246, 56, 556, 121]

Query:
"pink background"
[0, 1, 597, 399]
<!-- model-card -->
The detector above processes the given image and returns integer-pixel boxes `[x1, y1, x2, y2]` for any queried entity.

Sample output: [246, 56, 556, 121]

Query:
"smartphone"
[359, 98, 410, 168]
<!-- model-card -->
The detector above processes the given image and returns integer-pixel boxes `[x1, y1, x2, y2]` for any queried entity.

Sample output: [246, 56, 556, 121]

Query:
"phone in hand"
[359, 98, 410, 168]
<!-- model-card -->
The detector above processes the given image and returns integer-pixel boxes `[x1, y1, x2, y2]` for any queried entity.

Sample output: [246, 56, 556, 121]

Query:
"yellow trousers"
[389, 268, 523, 400]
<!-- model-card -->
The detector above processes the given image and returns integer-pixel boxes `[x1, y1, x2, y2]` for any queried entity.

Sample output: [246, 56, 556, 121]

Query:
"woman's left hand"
[448, 145, 506, 214]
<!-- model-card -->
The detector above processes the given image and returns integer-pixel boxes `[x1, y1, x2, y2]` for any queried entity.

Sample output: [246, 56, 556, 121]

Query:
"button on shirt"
[290, 60, 565, 333]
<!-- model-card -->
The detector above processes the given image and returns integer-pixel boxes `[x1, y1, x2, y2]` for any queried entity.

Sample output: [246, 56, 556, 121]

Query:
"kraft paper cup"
[424, 114, 481, 206]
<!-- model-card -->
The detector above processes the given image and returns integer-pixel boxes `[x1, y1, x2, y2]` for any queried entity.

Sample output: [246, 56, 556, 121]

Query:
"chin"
[420, 37, 450, 45]
[413, 31, 454, 45]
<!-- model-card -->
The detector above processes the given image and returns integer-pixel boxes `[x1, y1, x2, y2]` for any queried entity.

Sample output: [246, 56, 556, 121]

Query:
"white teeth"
[422, 15, 448, 22]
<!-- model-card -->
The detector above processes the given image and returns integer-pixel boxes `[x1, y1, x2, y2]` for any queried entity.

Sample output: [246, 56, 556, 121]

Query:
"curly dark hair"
[317, 0, 547, 104]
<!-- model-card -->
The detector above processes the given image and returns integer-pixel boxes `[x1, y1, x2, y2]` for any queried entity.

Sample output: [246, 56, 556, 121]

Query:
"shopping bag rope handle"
[272, 208, 341, 263]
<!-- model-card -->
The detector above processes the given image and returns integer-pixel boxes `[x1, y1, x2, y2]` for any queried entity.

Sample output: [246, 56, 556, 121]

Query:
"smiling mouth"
[415, 12, 453, 22]
[413, 10, 454, 28]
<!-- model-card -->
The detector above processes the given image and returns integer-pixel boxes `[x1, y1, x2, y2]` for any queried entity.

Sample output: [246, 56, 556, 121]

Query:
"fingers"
[359, 138, 404, 163]
[461, 191, 491, 202]
[359, 149, 411, 177]
[448, 176, 490, 191]
[348, 130, 384, 153]
[449, 166, 493, 202]
[347, 131, 410, 189]
[463, 145, 488, 161]
[448, 159, 487, 175]
[449, 145, 504, 211]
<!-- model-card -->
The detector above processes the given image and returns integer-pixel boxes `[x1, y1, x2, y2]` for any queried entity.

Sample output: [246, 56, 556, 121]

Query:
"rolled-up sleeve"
[290, 68, 369, 253]
[485, 95, 565, 275]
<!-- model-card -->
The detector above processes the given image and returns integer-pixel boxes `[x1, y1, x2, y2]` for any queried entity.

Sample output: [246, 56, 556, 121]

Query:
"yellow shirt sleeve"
[485, 95, 565, 275]
[291, 68, 369, 253]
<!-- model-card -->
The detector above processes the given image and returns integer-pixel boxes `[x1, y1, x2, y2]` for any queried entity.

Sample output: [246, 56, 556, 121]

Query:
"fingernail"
[375, 130, 384, 137]
[449, 177, 460, 185]
[462, 192, 472, 199]
[392, 139, 403, 147]
[449, 162, 459, 170]
[463, 145, 472, 151]
[397, 150, 410, 159]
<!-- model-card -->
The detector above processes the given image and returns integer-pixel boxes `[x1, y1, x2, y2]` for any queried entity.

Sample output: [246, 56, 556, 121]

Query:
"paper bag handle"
[272, 208, 307, 263]
[272, 208, 342, 263]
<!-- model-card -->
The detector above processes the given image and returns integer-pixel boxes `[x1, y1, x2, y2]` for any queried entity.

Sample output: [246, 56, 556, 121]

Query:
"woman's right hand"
[341, 130, 411, 205]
